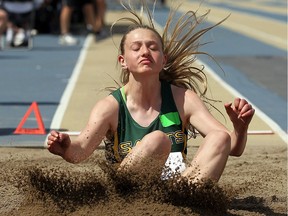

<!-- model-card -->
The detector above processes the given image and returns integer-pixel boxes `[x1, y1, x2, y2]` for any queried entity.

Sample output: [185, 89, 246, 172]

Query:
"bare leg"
[94, 0, 106, 32]
[82, 3, 97, 32]
[59, 5, 78, 45]
[120, 130, 171, 171]
[182, 131, 231, 182]
[60, 5, 73, 35]
[0, 9, 8, 38]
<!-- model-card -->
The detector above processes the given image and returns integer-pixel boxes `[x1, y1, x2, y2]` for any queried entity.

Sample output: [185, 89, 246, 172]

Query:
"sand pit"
[0, 135, 286, 216]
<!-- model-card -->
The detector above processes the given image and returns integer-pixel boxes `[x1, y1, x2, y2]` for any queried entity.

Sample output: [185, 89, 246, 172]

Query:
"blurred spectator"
[34, 0, 59, 34]
[0, 0, 40, 47]
[93, 0, 106, 35]
[0, 8, 8, 47]
[59, 0, 102, 46]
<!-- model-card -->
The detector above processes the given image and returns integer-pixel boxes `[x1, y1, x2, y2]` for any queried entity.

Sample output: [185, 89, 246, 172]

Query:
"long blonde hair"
[112, 1, 226, 99]
[110, 1, 227, 133]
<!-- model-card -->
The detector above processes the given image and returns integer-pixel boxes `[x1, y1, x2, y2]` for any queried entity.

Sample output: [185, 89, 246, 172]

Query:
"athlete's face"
[118, 28, 166, 76]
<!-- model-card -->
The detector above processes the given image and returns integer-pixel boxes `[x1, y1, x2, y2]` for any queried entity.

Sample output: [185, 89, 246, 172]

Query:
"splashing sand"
[0, 147, 286, 216]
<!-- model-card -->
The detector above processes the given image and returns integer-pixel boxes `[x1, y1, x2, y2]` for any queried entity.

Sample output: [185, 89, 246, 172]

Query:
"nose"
[141, 45, 150, 56]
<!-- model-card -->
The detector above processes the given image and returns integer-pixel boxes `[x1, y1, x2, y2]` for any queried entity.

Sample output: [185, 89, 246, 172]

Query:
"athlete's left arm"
[172, 86, 254, 156]
[224, 98, 255, 156]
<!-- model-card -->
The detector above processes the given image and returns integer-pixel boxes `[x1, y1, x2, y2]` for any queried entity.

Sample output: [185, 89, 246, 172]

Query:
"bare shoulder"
[89, 95, 119, 130]
[93, 95, 119, 113]
[171, 84, 208, 120]
[171, 84, 201, 106]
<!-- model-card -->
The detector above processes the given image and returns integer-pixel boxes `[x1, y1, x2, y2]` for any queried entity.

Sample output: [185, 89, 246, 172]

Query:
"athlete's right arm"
[47, 95, 119, 163]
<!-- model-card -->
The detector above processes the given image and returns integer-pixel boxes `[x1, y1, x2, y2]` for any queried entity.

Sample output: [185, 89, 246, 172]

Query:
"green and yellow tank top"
[105, 81, 188, 163]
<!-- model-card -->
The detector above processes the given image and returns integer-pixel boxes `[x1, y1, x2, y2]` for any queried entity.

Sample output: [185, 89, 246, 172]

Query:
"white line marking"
[63, 130, 275, 136]
[49, 35, 93, 130]
[197, 59, 287, 143]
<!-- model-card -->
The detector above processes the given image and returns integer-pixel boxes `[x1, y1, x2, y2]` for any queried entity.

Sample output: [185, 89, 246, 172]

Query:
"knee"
[142, 130, 171, 154]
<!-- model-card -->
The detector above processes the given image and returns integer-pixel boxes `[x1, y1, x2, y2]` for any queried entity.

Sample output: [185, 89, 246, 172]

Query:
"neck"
[125, 76, 161, 108]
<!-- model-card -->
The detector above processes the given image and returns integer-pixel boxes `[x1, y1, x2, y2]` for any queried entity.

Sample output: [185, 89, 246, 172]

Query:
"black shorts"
[0, 7, 32, 28]
[62, 0, 93, 8]
[9, 12, 32, 28]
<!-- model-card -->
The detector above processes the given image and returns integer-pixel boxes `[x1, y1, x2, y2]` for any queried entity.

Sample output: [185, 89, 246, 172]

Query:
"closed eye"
[148, 42, 159, 51]
[149, 45, 158, 51]
[130, 41, 160, 52]
[131, 44, 140, 51]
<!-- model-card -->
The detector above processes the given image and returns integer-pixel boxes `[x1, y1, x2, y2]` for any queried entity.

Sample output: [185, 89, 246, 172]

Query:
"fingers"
[234, 98, 246, 111]
[47, 130, 59, 144]
[224, 102, 235, 116]
[47, 130, 66, 150]
[238, 103, 253, 117]
[46, 131, 69, 156]
[50, 130, 60, 139]
[232, 98, 255, 119]
[224, 102, 232, 108]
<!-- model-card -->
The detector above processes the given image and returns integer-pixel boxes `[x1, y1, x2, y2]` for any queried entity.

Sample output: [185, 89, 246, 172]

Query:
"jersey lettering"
[166, 130, 185, 145]
[119, 142, 132, 155]
[119, 130, 185, 155]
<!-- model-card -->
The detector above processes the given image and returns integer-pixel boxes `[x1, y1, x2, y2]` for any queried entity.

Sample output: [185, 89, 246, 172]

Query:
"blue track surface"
[0, 35, 86, 146]
[204, 2, 287, 22]
[0, 1, 286, 146]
